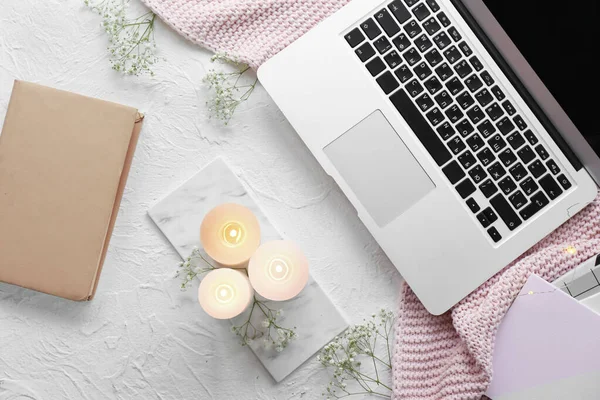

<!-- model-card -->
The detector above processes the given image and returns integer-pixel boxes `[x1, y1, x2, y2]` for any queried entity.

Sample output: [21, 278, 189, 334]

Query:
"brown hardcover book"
[0, 81, 143, 300]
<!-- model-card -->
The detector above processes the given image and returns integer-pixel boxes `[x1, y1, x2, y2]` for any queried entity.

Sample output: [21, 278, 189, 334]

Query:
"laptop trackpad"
[324, 110, 435, 227]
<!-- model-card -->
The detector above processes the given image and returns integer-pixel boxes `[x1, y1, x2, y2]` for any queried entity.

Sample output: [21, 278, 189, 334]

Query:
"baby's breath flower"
[175, 248, 217, 289]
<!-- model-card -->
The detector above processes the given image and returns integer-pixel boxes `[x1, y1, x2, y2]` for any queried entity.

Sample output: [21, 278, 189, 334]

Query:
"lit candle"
[248, 240, 309, 301]
[200, 203, 261, 267]
[198, 268, 253, 319]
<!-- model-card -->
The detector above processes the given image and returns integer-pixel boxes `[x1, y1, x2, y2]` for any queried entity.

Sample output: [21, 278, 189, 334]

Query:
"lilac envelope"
[487, 274, 600, 398]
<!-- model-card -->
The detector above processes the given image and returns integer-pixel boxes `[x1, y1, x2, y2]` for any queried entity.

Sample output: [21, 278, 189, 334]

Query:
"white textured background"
[0, 1, 403, 399]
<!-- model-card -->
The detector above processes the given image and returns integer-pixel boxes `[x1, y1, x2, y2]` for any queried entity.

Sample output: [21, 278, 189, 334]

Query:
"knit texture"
[393, 192, 600, 400]
[141, 0, 351, 69]
[142, 2, 600, 398]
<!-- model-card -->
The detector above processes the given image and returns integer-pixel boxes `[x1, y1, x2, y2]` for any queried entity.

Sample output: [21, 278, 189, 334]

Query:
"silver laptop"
[258, 0, 600, 314]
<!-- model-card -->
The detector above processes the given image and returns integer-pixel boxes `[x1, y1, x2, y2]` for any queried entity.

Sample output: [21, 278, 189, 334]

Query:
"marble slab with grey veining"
[148, 158, 348, 382]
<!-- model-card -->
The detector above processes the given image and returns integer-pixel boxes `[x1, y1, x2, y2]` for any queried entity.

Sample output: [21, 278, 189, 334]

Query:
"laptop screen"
[483, 1, 599, 156]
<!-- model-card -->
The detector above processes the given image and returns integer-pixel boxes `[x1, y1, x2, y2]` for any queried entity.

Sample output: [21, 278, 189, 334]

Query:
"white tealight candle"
[198, 268, 253, 319]
[200, 203, 261, 267]
[248, 240, 309, 301]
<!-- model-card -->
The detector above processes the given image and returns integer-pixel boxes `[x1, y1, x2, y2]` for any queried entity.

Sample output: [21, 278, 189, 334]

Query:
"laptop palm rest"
[324, 110, 435, 227]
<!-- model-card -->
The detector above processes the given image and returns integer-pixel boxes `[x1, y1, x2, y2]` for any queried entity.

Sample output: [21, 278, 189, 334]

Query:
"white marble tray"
[148, 158, 348, 382]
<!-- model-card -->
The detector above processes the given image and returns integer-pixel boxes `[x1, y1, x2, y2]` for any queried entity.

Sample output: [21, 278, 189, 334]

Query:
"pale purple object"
[487, 274, 600, 398]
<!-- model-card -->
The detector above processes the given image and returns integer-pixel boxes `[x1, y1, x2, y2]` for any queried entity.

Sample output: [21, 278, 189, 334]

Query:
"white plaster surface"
[0, 1, 403, 399]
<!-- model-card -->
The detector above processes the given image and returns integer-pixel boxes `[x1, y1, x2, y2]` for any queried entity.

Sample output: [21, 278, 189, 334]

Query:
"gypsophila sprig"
[318, 309, 395, 399]
[175, 247, 217, 290]
[231, 299, 297, 350]
[84, 0, 160, 76]
[203, 53, 258, 125]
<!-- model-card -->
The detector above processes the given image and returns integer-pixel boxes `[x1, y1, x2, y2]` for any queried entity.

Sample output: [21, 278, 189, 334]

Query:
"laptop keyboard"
[345, 0, 573, 243]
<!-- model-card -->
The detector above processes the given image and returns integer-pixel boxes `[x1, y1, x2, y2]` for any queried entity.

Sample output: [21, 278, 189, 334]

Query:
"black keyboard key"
[465, 74, 484, 92]
[496, 116, 515, 136]
[491, 85, 505, 100]
[433, 32, 452, 49]
[425, 49, 444, 67]
[406, 79, 425, 97]
[513, 115, 527, 131]
[517, 145, 536, 164]
[403, 20, 423, 38]
[523, 129, 538, 145]
[376, 71, 400, 94]
[413, 3, 431, 20]
[477, 147, 495, 167]
[490, 194, 522, 231]
[435, 62, 454, 81]
[424, 76, 443, 94]
[422, 17, 441, 35]
[395, 64, 414, 83]
[426, 0, 440, 12]
[520, 176, 539, 196]
[535, 144, 549, 160]
[384, 50, 402, 68]
[469, 164, 487, 184]
[345, 28, 365, 48]
[403, 47, 422, 65]
[448, 26, 462, 42]
[447, 135, 466, 155]
[509, 162, 527, 182]
[456, 119, 475, 137]
[498, 176, 517, 195]
[443, 46, 462, 64]
[414, 34, 433, 53]
[475, 89, 494, 107]
[437, 11, 451, 27]
[488, 134, 507, 153]
[414, 61, 433, 80]
[454, 59, 473, 78]
[519, 191, 549, 220]
[445, 104, 464, 123]
[434, 90, 452, 109]
[393, 33, 411, 52]
[436, 121, 455, 140]
[457, 91, 475, 109]
[374, 36, 393, 54]
[356, 42, 376, 62]
[477, 120, 497, 138]
[390, 89, 452, 166]
[502, 100, 516, 115]
[389, 0, 411, 24]
[487, 227, 502, 243]
[470, 55, 484, 71]
[458, 41, 472, 56]
[456, 178, 476, 199]
[480, 71, 494, 86]
[416, 93, 435, 112]
[507, 131, 526, 150]
[509, 190, 527, 209]
[466, 105, 485, 124]
[442, 160, 465, 184]
[485, 103, 504, 121]
[375, 8, 401, 37]
[546, 159, 560, 175]
[466, 133, 485, 152]
[480, 179, 499, 198]
[498, 148, 517, 167]
[367, 57, 386, 76]
[458, 150, 477, 169]
[360, 18, 382, 40]
[477, 211, 492, 228]
[466, 197, 480, 213]
[557, 174, 572, 190]
[488, 162, 506, 180]
[446, 77, 464, 95]
[404, 0, 419, 7]
[539, 174, 563, 200]
[477, 207, 497, 228]
[528, 160, 547, 178]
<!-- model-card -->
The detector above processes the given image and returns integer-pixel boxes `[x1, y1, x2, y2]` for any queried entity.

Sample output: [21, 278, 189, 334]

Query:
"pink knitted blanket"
[141, 1, 600, 398]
